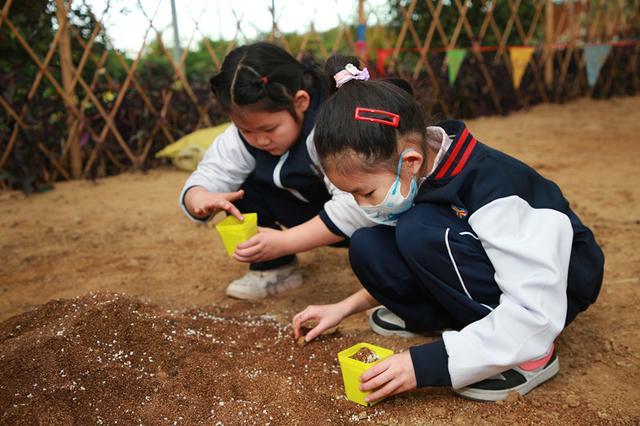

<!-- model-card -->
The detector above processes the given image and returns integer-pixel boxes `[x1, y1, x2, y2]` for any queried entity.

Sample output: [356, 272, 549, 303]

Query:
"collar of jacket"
[428, 120, 479, 182]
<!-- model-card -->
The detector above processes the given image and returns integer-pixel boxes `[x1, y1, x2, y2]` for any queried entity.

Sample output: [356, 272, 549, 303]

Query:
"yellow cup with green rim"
[337, 342, 395, 406]
[215, 213, 258, 256]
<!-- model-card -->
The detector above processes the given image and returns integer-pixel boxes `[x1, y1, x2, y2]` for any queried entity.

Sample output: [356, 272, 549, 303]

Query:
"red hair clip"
[354, 107, 400, 127]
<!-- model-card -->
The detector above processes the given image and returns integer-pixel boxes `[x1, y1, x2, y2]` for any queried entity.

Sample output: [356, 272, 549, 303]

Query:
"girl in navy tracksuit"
[180, 44, 371, 300]
[293, 59, 604, 402]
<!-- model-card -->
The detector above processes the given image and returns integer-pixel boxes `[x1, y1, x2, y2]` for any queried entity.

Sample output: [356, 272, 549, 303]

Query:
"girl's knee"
[349, 226, 394, 270]
[395, 206, 444, 259]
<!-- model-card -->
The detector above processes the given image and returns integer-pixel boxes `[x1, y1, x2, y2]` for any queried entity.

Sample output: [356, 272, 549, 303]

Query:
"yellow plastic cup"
[215, 213, 258, 256]
[337, 342, 395, 406]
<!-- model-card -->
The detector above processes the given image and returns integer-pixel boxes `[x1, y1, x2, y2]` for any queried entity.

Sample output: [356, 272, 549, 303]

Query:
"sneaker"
[368, 307, 423, 338]
[225, 260, 303, 300]
[454, 344, 559, 402]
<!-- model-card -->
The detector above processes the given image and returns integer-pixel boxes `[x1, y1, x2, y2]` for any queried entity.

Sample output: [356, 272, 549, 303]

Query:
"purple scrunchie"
[334, 63, 370, 88]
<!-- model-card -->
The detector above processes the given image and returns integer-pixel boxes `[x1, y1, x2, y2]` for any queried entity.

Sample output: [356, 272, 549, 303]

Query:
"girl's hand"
[185, 187, 245, 220]
[233, 227, 289, 263]
[360, 351, 417, 403]
[292, 303, 348, 343]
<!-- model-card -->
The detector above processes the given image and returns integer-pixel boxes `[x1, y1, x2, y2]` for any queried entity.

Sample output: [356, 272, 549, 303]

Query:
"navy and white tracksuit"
[179, 97, 372, 269]
[349, 120, 604, 389]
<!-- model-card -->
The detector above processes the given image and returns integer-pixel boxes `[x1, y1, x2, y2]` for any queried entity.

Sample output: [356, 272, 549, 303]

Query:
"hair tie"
[334, 63, 370, 88]
[260, 76, 269, 85]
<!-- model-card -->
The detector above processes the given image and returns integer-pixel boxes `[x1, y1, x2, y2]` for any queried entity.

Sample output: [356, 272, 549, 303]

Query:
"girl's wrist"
[337, 296, 361, 319]
[279, 229, 297, 257]
[184, 186, 205, 215]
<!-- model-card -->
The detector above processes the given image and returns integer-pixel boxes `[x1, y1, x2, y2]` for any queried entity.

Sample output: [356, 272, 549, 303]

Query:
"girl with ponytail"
[180, 43, 374, 299]
[294, 54, 603, 403]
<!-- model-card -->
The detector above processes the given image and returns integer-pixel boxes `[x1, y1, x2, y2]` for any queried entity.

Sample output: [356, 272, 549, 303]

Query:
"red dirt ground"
[1, 97, 639, 424]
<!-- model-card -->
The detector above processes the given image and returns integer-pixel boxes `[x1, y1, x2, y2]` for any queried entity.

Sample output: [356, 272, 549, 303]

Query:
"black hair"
[324, 54, 362, 96]
[315, 55, 427, 173]
[209, 42, 351, 121]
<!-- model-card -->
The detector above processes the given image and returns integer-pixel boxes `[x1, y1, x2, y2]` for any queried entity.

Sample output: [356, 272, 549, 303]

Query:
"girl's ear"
[293, 90, 311, 114]
[399, 134, 425, 175]
[401, 149, 424, 176]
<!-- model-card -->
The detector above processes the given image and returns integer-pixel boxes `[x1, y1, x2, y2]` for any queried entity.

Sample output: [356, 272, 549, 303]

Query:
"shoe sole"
[368, 310, 424, 338]
[225, 274, 303, 300]
[454, 357, 560, 402]
[225, 286, 266, 300]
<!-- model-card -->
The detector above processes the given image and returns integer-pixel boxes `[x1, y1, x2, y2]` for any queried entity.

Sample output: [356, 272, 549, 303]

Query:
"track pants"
[349, 202, 589, 334]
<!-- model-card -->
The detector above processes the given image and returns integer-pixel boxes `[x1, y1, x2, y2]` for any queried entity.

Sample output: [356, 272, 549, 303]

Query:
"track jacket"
[410, 120, 603, 389]
[179, 100, 372, 237]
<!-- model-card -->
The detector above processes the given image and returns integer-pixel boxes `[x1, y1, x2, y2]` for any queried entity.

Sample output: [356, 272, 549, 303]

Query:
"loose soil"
[1, 97, 639, 424]
[350, 348, 381, 364]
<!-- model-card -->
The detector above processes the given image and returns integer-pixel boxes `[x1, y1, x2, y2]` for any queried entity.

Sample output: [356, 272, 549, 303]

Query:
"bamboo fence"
[0, 0, 638, 189]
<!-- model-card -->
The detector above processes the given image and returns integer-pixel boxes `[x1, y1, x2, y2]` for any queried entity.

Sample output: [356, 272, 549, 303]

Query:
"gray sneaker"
[225, 260, 303, 300]
[368, 307, 423, 338]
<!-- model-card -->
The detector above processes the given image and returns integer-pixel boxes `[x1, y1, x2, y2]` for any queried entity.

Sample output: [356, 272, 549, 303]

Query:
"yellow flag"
[509, 47, 535, 90]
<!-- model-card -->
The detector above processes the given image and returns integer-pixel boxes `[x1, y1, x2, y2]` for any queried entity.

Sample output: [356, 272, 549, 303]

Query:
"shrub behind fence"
[0, 0, 638, 192]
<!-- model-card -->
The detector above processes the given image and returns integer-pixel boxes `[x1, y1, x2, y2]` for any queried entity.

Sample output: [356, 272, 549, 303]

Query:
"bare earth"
[1, 97, 639, 424]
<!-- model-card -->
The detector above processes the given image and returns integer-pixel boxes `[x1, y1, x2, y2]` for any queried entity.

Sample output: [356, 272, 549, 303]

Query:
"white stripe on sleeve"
[179, 124, 256, 223]
[442, 195, 572, 388]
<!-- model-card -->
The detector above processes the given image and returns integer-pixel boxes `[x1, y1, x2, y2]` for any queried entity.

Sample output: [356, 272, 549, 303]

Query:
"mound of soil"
[0, 292, 628, 424]
[350, 348, 380, 364]
[2, 98, 640, 424]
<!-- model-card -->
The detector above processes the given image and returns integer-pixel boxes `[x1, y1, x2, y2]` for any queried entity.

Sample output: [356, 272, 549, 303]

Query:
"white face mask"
[359, 150, 419, 226]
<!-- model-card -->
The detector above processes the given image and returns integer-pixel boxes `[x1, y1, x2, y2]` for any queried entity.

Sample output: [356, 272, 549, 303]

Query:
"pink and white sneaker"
[454, 344, 559, 402]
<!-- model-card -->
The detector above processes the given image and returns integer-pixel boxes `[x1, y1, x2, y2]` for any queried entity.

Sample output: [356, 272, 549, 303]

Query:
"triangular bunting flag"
[584, 44, 612, 88]
[446, 49, 467, 85]
[509, 47, 535, 90]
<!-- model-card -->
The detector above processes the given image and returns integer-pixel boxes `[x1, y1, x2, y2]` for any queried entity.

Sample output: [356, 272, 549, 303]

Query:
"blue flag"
[584, 44, 612, 88]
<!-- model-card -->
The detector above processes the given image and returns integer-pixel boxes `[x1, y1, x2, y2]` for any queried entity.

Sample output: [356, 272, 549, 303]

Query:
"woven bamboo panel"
[0, 0, 637, 189]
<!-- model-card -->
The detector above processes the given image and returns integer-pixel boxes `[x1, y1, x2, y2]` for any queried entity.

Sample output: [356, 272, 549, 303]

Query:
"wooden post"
[55, 0, 81, 179]
[544, 0, 554, 89]
[356, 0, 367, 63]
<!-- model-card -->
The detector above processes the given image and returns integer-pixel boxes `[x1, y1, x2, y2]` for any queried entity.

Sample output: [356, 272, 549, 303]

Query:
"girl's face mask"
[359, 150, 419, 226]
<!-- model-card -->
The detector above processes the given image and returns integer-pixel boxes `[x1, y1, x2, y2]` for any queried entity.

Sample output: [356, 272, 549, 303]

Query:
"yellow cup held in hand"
[215, 213, 258, 256]
[337, 342, 395, 406]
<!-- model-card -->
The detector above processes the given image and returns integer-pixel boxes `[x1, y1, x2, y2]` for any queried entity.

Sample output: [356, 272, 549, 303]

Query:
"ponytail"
[314, 58, 427, 173]
[324, 54, 415, 97]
